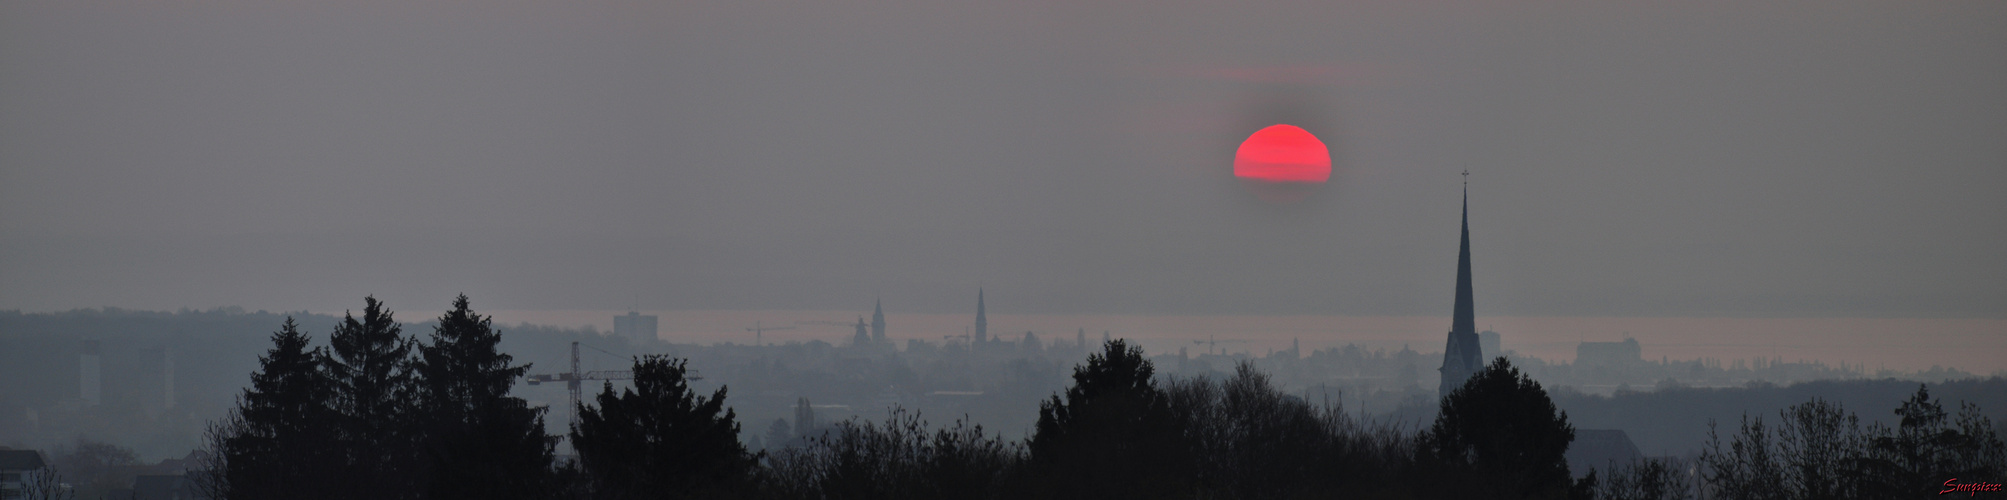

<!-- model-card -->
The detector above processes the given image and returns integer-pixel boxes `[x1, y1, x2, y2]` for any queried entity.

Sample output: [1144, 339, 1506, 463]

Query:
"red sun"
[1233, 124, 1331, 183]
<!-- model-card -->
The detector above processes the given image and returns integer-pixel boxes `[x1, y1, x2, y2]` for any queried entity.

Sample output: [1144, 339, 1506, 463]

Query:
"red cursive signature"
[1942, 478, 2004, 496]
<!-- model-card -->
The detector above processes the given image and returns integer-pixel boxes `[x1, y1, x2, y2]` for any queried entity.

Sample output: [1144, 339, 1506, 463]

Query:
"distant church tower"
[871, 299, 887, 342]
[853, 316, 871, 346]
[974, 288, 988, 343]
[1439, 173, 1486, 398]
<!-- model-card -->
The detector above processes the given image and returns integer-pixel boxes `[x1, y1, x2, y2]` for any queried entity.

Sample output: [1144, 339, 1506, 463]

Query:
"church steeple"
[871, 298, 886, 342]
[974, 288, 988, 343]
[1440, 172, 1485, 398]
[1453, 177, 1475, 337]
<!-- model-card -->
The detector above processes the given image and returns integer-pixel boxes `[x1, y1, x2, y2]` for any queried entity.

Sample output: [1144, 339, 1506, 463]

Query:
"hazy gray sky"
[2, 0, 2002, 318]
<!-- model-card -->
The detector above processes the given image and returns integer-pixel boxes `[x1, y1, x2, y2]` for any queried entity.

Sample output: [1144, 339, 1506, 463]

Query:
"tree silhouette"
[1597, 457, 1696, 500]
[20, 460, 72, 500]
[325, 296, 422, 498]
[766, 418, 793, 450]
[1852, 385, 2006, 498]
[571, 355, 752, 499]
[1700, 415, 1787, 500]
[1776, 398, 1857, 498]
[763, 408, 1020, 500]
[1697, 384, 2006, 499]
[1168, 362, 1342, 498]
[1418, 357, 1585, 500]
[47, 437, 139, 499]
[1027, 339, 1192, 499]
[415, 294, 556, 500]
[221, 316, 338, 500]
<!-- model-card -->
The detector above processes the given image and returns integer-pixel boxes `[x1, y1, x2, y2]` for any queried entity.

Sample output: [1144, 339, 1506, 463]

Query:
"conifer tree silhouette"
[1028, 339, 1193, 499]
[571, 355, 752, 499]
[416, 294, 556, 499]
[221, 317, 339, 500]
[1418, 357, 1586, 500]
[325, 297, 423, 498]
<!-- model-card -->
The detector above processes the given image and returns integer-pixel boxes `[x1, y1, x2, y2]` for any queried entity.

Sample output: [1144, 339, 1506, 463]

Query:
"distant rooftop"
[1566, 429, 1643, 478]
[0, 449, 45, 470]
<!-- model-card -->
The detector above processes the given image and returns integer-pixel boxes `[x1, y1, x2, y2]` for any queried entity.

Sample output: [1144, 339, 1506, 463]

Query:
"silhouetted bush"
[759, 408, 1020, 500]
[1596, 457, 1697, 500]
[1167, 361, 1417, 498]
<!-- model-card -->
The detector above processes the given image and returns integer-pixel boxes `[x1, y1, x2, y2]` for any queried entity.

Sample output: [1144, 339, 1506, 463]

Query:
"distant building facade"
[614, 312, 658, 344]
[1577, 338, 1643, 368]
[0, 449, 46, 499]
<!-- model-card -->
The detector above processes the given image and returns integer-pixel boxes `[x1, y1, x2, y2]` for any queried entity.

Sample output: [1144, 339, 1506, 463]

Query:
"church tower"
[871, 299, 887, 342]
[1439, 173, 1486, 398]
[974, 288, 988, 343]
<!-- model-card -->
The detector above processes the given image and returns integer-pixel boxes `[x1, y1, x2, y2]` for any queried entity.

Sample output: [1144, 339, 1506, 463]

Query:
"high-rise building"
[614, 311, 658, 344]
[162, 346, 175, 410]
[794, 398, 818, 439]
[1439, 177, 1485, 398]
[1479, 329, 1501, 362]
[974, 289, 988, 344]
[871, 299, 887, 342]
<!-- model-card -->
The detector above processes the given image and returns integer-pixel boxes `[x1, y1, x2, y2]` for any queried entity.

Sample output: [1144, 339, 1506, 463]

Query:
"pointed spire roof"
[871, 298, 886, 341]
[1440, 172, 1485, 397]
[1452, 175, 1475, 336]
[975, 288, 987, 338]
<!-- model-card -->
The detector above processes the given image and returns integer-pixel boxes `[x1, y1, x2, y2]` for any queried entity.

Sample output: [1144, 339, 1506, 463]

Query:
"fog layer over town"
[4, 305, 1999, 463]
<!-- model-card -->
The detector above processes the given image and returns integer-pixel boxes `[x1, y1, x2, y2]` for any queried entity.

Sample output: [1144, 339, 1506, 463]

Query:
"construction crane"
[1191, 336, 1250, 356]
[525, 341, 700, 429]
[746, 321, 796, 346]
